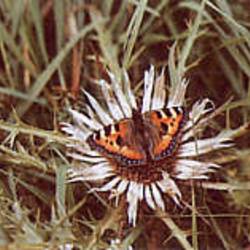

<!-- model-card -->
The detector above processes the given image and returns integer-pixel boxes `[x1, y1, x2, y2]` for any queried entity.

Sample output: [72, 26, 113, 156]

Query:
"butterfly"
[87, 107, 186, 167]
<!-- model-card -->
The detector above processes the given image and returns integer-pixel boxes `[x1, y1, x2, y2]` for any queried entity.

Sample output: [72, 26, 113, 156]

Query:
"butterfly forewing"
[145, 107, 185, 160]
[87, 119, 146, 166]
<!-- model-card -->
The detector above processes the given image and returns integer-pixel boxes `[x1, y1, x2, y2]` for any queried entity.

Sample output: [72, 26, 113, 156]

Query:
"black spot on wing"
[114, 123, 120, 132]
[160, 122, 169, 133]
[163, 108, 172, 117]
[95, 131, 101, 141]
[155, 110, 162, 119]
[104, 125, 112, 137]
[116, 135, 123, 146]
[173, 106, 183, 115]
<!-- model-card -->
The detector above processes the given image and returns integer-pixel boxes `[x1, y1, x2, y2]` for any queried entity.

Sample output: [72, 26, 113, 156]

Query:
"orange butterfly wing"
[87, 107, 186, 165]
[145, 107, 186, 160]
[87, 119, 146, 166]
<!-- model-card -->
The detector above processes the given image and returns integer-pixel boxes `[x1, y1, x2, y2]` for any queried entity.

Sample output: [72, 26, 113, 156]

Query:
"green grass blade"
[0, 23, 37, 78]
[29, 0, 49, 65]
[122, 0, 148, 69]
[15, 22, 96, 116]
[53, 0, 65, 51]
[177, 0, 207, 76]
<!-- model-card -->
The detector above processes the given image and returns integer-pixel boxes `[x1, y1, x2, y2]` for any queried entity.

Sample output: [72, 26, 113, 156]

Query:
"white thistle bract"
[62, 64, 233, 226]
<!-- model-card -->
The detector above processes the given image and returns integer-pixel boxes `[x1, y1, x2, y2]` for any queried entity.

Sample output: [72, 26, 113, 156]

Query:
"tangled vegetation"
[0, 0, 249, 249]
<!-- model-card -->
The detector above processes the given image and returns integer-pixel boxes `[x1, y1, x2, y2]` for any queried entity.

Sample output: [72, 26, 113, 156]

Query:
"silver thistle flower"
[62, 63, 234, 226]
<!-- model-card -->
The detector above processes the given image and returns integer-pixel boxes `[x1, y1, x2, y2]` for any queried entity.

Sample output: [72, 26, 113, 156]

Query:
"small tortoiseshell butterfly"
[87, 107, 186, 167]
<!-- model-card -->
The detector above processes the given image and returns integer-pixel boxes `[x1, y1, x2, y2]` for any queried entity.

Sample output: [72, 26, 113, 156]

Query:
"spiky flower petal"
[62, 63, 233, 226]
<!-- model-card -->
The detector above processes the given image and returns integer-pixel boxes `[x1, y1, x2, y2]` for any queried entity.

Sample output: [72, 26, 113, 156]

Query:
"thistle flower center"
[110, 157, 176, 184]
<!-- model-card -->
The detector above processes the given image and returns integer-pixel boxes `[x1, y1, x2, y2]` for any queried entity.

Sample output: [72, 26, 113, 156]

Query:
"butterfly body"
[87, 106, 186, 168]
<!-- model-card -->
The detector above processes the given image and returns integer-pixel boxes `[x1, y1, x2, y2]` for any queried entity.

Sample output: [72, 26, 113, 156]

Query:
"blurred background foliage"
[0, 0, 250, 249]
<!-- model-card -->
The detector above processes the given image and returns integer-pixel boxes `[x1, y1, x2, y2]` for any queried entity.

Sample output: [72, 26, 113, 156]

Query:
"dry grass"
[0, 0, 250, 249]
